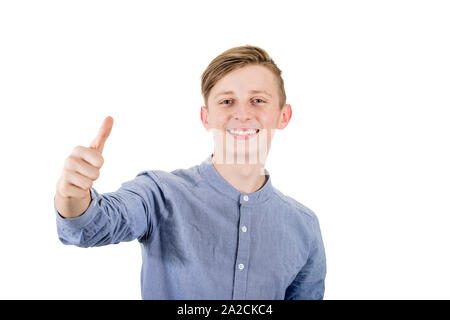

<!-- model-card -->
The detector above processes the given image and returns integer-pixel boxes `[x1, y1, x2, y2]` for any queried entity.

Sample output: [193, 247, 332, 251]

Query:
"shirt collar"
[198, 153, 274, 204]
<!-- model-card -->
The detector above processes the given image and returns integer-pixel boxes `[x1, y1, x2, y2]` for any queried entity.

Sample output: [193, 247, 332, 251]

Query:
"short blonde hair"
[201, 45, 286, 110]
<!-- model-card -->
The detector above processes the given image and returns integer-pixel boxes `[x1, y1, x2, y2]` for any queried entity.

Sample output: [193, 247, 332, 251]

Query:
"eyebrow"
[214, 90, 273, 99]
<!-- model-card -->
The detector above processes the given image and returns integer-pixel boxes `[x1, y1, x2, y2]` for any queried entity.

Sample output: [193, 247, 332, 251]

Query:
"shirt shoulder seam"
[272, 189, 316, 223]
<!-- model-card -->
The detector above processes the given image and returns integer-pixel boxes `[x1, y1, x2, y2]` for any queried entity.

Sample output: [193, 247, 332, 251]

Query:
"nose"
[232, 101, 254, 122]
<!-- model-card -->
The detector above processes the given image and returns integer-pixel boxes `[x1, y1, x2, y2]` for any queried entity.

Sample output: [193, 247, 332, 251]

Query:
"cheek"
[209, 114, 230, 129]
[259, 115, 277, 128]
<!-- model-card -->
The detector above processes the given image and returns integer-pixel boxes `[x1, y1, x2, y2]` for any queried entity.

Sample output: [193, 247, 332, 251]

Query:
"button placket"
[232, 201, 252, 299]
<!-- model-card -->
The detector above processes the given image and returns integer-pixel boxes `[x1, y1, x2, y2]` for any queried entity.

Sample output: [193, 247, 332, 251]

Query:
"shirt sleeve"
[55, 171, 167, 248]
[284, 213, 327, 300]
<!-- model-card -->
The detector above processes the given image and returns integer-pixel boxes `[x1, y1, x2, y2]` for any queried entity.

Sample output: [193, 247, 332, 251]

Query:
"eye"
[219, 98, 266, 106]
[220, 99, 233, 105]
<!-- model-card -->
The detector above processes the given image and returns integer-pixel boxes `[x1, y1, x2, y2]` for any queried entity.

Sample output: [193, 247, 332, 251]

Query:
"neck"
[211, 154, 267, 194]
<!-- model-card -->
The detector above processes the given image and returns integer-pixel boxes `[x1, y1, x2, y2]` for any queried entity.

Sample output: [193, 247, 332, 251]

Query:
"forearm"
[55, 182, 152, 247]
[54, 189, 92, 218]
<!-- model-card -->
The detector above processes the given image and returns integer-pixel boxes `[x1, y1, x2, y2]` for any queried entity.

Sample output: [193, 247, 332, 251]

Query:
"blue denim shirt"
[55, 154, 326, 299]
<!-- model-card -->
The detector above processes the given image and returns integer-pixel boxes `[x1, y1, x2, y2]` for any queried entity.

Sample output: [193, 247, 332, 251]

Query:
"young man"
[54, 45, 327, 300]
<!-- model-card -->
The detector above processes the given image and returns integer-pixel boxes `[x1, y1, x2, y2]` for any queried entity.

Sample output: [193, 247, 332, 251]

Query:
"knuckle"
[64, 156, 70, 167]
[61, 168, 70, 180]
[59, 183, 69, 195]
[56, 179, 63, 194]
[64, 156, 75, 169]
[99, 155, 104, 167]
[62, 179, 72, 190]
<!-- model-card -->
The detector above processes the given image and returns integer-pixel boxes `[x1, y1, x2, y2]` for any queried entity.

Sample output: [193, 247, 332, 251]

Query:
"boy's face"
[201, 64, 292, 164]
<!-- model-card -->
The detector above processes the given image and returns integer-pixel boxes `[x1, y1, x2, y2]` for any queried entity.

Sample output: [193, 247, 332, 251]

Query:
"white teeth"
[227, 129, 258, 136]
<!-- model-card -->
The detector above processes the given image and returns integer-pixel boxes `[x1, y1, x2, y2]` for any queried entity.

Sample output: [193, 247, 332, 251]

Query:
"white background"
[0, 0, 449, 299]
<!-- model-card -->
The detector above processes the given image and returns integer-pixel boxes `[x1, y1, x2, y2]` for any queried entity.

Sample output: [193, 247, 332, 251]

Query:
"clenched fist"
[55, 116, 113, 218]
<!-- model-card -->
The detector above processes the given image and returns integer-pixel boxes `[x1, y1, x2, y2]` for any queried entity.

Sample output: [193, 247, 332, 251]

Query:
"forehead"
[211, 65, 277, 95]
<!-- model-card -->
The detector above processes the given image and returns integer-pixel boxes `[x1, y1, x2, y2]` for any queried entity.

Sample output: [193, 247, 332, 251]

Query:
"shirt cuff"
[55, 187, 101, 229]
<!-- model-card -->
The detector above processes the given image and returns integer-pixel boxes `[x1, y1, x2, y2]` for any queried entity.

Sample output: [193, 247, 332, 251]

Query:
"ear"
[200, 106, 209, 130]
[278, 104, 292, 130]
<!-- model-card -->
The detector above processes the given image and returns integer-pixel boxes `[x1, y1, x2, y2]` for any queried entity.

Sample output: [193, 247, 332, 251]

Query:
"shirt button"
[238, 263, 245, 270]
[243, 195, 249, 201]
[241, 226, 247, 232]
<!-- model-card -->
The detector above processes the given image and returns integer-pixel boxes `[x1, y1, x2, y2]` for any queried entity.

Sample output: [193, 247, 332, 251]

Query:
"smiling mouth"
[225, 128, 260, 141]
[226, 128, 260, 136]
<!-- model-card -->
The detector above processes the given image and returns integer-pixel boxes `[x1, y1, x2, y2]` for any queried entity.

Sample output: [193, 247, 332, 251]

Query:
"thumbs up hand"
[56, 116, 114, 199]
